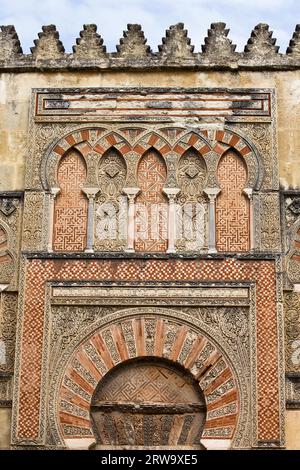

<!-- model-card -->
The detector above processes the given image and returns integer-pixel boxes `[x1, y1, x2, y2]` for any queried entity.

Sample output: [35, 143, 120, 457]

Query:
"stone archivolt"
[55, 315, 240, 445]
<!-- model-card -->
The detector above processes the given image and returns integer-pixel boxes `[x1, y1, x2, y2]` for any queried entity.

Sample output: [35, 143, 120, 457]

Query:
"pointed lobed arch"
[97, 146, 127, 198]
[133, 131, 172, 156]
[135, 148, 168, 252]
[53, 148, 88, 252]
[216, 149, 250, 252]
[42, 128, 132, 190]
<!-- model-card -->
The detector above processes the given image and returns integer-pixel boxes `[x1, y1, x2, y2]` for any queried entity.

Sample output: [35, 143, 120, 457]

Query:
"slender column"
[243, 188, 254, 250]
[163, 188, 180, 254]
[48, 187, 60, 252]
[123, 188, 140, 253]
[204, 187, 220, 254]
[82, 187, 100, 253]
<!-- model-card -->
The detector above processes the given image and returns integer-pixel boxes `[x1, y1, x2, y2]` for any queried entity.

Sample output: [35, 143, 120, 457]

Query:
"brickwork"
[216, 151, 250, 252]
[135, 150, 168, 252]
[53, 150, 88, 251]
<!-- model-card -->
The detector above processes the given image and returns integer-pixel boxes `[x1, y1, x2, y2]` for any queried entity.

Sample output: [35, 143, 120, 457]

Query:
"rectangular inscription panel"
[51, 284, 250, 306]
[34, 88, 272, 122]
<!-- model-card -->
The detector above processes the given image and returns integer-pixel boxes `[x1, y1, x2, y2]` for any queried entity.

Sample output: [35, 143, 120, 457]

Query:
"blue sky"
[0, 0, 299, 53]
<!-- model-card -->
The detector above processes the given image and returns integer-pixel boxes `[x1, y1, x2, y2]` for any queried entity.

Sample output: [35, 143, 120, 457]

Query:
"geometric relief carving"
[259, 193, 281, 251]
[216, 150, 250, 252]
[91, 360, 207, 447]
[0, 292, 17, 373]
[22, 192, 45, 251]
[135, 150, 168, 252]
[0, 226, 14, 281]
[53, 149, 88, 251]
[284, 195, 300, 283]
[176, 149, 207, 251]
[95, 148, 127, 251]
[284, 291, 300, 373]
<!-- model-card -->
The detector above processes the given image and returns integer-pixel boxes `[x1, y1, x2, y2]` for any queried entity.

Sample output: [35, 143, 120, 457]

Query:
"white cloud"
[0, 0, 298, 53]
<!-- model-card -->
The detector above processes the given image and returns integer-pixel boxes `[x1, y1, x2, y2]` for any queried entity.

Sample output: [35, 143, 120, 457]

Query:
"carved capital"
[243, 188, 253, 200]
[204, 187, 221, 201]
[163, 187, 180, 202]
[82, 187, 100, 200]
[50, 186, 60, 198]
[123, 187, 140, 202]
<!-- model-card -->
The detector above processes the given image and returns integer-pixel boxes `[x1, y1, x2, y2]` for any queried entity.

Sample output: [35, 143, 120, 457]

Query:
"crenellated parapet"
[158, 23, 195, 60]
[244, 23, 279, 57]
[202, 22, 236, 58]
[30, 25, 65, 60]
[287, 24, 300, 56]
[72, 24, 107, 60]
[116, 24, 151, 59]
[1, 22, 300, 70]
[0, 25, 22, 60]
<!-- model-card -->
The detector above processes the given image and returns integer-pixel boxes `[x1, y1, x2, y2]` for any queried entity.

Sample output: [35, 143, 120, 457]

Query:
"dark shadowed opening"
[90, 357, 207, 449]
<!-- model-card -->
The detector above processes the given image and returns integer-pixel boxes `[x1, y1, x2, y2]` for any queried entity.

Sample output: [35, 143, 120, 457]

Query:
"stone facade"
[1, 21, 300, 449]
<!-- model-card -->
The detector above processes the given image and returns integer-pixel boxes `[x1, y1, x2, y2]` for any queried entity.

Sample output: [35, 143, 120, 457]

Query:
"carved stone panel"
[286, 375, 300, 409]
[284, 291, 300, 374]
[231, 123, 277, 191]
[0, 196, 22, 286]
[284, 194, 300, 284]
[22, 192, 45, 251]
[176, 149, 208, 251]
[0, 292, 17, 374]
[94, 149, 127, 251]
[259, 193, 281, 251]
